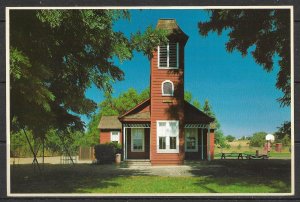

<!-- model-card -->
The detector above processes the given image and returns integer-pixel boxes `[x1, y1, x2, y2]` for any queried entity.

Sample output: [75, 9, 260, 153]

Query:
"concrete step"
[123, 159, 151, 166]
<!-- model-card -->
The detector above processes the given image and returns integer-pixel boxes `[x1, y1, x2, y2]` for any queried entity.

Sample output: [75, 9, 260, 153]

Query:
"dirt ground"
[10, 156, 92, 165]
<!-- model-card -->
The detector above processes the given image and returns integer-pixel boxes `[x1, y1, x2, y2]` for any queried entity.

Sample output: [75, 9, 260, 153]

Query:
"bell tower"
[150, 19, 189, 165]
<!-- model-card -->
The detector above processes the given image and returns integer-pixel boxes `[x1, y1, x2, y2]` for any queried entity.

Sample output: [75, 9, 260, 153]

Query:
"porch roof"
[98, 116, 122, 129]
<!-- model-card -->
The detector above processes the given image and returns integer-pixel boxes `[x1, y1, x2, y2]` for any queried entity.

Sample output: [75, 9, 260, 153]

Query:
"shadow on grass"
[10, 163, 152, 193]
[187, 159, 291, 193]
[10, 159, 291, 193]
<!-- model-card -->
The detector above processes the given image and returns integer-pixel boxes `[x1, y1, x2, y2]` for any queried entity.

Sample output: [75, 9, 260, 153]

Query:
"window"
[158, 43, 179, 68]
[111, 131, 120, 144]
[185, 128, 198, 152]
[131, 128, 145, 152]
[157, 121, 179, 153]
[162, 80, 174, 96]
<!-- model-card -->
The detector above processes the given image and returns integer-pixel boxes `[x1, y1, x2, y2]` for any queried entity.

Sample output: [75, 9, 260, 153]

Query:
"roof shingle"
[98, 116, 121, 129]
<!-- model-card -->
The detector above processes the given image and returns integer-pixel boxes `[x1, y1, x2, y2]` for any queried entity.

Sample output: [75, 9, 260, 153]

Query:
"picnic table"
[220, 152, 269, 160]
[220, 152, 248, 160]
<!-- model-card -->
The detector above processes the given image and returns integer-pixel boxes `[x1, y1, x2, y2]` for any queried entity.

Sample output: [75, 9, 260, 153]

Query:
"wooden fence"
[78, 146, 95, 161]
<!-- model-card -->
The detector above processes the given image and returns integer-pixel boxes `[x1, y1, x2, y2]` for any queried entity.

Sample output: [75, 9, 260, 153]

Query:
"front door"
[127, 128, 150, 159]
[184, 128, 203, 160]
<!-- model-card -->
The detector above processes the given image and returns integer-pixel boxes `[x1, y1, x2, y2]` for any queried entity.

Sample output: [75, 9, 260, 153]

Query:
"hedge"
[94, 143, 122, 164]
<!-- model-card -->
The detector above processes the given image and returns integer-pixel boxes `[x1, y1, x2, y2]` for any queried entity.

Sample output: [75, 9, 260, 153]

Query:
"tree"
[45, 129, 84, 155]
[226, 135, 235, 142]
[274, 121, 291, 146]
[249, 132, 267, 147]
[10, 10, 168, 139]
[198, 10, 290, 106]
[202, 99, 228, 148]
[184, 91, 201, 109]
[203, 99, 214, 117]
[85, 88, 150, 145]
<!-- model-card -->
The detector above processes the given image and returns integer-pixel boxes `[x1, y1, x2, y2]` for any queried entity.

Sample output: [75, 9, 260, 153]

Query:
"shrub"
[94, 144, 116, 164]
[249, 132, 267, 147]
[108, 142, 123, 155]
[226, 135, 235, 142]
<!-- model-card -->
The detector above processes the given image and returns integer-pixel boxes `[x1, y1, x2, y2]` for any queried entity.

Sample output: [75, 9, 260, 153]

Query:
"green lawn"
[10, 160, 291, 194]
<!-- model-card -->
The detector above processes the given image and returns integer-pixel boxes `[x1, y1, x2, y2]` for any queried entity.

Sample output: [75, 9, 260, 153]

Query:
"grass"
[77, 176, 288, 193]
[10, 160, 291, 194]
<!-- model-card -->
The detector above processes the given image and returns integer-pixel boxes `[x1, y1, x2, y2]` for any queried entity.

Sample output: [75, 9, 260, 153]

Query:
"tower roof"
[156, 19, 189, 43]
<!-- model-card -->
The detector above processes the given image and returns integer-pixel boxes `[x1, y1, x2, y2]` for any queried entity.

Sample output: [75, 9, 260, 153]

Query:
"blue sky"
[84, 9, 290, 138]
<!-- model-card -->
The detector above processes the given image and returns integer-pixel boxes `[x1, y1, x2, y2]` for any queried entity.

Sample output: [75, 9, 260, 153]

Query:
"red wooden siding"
[209, 129, 215, 160]
[99, 129, 122, 144]
[150, 42, 186, 165]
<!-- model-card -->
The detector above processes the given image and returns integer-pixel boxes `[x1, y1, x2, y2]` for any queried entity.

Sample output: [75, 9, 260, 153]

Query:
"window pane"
[159, 45, 167, 67]
[169, 122, 178, 134]
[133, 139, 143, 150]
[111, 131, 119, 142]
[170, 137, 177, 149]
[159, 122, 166, 127]
[186, 137, 196, 149]
[132, 128, 144, 151]
[159, 137, 166, 149]
[163, 82, 173, 95]
[169, 43, 177, 67]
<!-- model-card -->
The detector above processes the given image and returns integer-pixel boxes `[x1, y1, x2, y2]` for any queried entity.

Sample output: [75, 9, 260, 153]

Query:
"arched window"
[162, 80, 174, 96]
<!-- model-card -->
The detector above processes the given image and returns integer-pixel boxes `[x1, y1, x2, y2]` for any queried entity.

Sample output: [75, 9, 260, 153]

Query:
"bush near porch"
[94, 143, 122, 164]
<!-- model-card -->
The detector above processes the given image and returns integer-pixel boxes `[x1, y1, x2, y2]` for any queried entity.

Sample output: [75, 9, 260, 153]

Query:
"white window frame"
[157, 43, 179, 69]
[157, 120, 179, 153]
[131, 128, 145, 152]
[110, 131, 120, 144]
[185, 128, 198, 152]
[161, 80, 174, 96]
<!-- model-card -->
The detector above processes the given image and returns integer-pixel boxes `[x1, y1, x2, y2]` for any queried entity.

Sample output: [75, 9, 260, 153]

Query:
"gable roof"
[117, 98, 214, 124]
[184, 101, 214, 124]
[98, 116, 122, 129]
[119, 99, 151, 122]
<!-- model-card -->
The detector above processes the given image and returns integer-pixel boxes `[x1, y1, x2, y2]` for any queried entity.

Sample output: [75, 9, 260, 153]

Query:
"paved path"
[121, 165, 196, 177]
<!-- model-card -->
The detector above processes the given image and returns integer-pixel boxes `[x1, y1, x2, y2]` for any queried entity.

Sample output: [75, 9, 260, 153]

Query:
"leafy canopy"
[202, 99, 229, 148]
[10, 10, 168, 138]
[199, 9, 290, 106]
[249, 132, 267, 147]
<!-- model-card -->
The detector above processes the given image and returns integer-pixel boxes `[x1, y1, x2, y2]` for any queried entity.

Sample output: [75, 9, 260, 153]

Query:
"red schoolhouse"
[98, 19, 215, 165]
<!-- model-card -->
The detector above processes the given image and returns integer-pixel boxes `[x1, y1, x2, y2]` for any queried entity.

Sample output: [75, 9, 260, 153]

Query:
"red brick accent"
[209, 129, 215, 160]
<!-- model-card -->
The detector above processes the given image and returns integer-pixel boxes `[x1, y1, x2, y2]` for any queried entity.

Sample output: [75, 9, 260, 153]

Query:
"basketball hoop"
[265, 134, 275, 143]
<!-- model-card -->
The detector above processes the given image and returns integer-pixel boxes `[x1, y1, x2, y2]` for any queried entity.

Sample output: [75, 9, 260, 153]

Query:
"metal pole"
[22, 128, 41, 172]
[123, 126, 126, 161]
[201, 128, 204, 160]
[42, 136, 45, 164]
[125, 127, 128, 160]
[57, 133, 75, 166]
